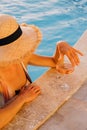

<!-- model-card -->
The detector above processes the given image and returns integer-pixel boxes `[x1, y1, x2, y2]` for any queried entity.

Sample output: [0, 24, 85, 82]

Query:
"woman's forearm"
[29, 54, 56, 67]
[0, 95, 24, 129]
[0, 84, 40, 129]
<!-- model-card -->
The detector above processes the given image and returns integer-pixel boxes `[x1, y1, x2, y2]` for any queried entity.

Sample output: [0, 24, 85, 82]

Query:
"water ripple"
[0, 0, 87, 80]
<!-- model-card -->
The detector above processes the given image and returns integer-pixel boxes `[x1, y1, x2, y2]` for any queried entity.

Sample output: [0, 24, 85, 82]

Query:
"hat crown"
[0, 14, 18, 39]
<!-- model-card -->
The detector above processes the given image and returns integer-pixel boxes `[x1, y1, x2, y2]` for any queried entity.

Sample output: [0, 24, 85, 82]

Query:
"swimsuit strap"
[20, 62, 32, 83]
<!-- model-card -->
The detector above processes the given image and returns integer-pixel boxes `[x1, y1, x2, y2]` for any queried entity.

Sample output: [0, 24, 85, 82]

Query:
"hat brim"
[0, 24, 42, 64]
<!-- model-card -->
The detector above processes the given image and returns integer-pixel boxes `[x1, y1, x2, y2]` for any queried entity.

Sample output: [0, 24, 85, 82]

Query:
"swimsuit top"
[0, 62, 32, 108]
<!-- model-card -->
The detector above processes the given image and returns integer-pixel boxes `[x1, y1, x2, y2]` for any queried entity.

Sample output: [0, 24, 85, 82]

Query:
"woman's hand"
[19, 85, 41, 103]
[54, 41, 83, 74]
[56, 63, 74, 74]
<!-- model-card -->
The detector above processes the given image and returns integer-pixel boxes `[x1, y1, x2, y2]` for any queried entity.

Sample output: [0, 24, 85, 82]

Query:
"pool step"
[2, 30, 87, 130]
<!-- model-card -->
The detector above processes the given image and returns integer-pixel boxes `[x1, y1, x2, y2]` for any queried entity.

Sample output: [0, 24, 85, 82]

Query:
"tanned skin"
[0, 27, 83, 129]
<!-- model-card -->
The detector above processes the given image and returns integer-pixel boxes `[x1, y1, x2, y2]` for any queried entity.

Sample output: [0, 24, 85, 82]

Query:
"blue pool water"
[0, 0, 87, 81]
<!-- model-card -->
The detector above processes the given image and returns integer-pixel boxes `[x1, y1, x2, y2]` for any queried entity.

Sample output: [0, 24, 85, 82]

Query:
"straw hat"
[0, 14, 42, 65]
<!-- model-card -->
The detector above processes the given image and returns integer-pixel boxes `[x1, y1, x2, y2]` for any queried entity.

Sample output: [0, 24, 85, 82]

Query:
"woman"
[0, 14, 83, 128]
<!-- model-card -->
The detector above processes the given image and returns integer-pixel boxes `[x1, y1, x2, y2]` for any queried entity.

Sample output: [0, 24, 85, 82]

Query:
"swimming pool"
[0, 0, 87, 81]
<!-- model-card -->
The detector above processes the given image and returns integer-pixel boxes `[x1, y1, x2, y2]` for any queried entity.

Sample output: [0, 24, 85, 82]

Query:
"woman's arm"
[0, 86, 40, 129]
[27, 41, 83, 74]
[29, 54, 56, 67]
[28, 41, 83, 68]
[0, 94, 24, 129]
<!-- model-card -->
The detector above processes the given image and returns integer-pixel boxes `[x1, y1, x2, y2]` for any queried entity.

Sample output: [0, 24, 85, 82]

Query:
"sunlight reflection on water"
[0, 0, 87, 80]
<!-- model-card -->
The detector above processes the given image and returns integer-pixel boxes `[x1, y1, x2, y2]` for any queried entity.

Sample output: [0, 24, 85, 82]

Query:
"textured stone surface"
[2, 30, 87, 130]
[39, 80, 87, 130]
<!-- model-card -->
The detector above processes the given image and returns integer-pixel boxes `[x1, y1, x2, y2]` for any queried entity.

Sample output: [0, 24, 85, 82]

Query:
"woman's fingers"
[23, 85, 41, 96]
[28, 86, 40, 92]
[73, 48, 84, 56]
[20, 85, 41, 104]
[70, 47, 83, 65]
[56, 67, 74, 74]
[32, 86, 41, 93]
[71, 49, 80, 65]
[56, 63, 74, 74]
[56, 42, 83, 68]
[69, 50, 79, 65]
[65, 47, 83, 66]
[66, 51, 76, 66]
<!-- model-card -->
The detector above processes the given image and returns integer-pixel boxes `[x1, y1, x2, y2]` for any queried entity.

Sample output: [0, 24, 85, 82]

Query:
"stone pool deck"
[2, 30, 87, 130]
[39, 79, 87, 130]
